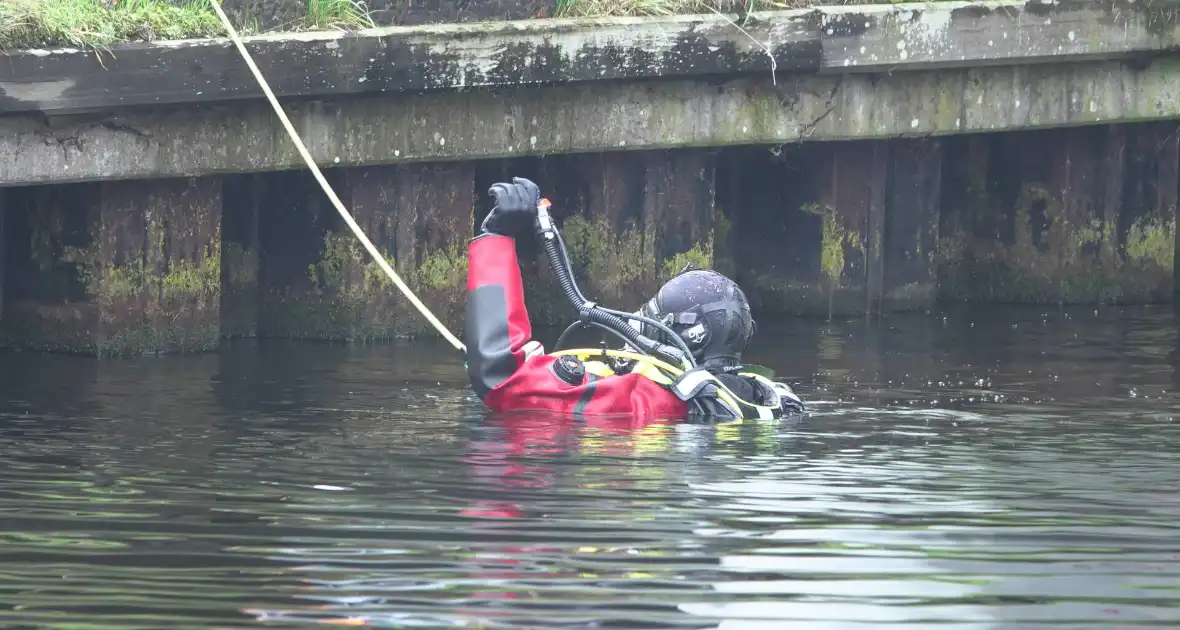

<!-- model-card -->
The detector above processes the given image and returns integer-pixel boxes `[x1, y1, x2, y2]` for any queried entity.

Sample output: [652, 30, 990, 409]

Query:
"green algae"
[800, 202, 864, 319]
[96, 319, 221, 356]
[660, 240, 713, 279]
[58, 234, 221, 356]
[297, 232, 396, 341]
[62, 239, 219, 307]
[413, 244, 467, 290]
[1, 183, 223, 357]
[292, 229, 468, 341]
[1125, 215, 1176, 271]
[560, 214, 652, 302]
[558, 212, 718, 308]
[938, 178, 1173, 305]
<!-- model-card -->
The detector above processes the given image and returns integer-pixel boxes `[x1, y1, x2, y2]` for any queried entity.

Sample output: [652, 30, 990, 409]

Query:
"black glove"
[481, 177, 541, 238]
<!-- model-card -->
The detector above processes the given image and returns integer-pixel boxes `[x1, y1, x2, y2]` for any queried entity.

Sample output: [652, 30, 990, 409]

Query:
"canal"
[1, 304, 1178, 628]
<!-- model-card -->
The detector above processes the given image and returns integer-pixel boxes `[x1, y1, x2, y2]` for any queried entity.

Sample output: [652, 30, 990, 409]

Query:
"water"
[1, 304, 1179, 629]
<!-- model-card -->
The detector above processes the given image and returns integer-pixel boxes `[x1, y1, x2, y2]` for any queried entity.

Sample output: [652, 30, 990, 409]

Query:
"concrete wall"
[2, 121, 1177, 356]
[727, 124, 1177, 318]
[15, 1, 1168, 116]
[10, 56, 1180, 187]
[2, 2, 1178, 355]
[4, 1, 1180, 186]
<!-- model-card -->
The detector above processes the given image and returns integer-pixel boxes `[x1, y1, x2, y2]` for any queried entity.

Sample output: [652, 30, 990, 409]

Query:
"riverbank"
[1, 0, 1179, 356]
[0, 0, 961, 50]
[0, 0, 377, 49]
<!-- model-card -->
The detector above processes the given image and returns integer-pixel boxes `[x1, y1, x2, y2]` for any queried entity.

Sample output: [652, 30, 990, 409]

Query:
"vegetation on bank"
[0, 0, 955, 50]
[0, 0, 220, 49]
[0, 0, 372, 49]
[553, 0, 952, 18]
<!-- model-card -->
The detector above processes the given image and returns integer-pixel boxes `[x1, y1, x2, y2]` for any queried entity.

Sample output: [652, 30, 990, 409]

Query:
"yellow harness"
[547, 348, 782, 418]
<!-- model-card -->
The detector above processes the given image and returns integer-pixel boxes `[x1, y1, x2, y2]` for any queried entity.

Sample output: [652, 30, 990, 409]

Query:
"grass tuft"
[0, 0, 222, 49]
[0, 0, 955, 50]
[302, 0, 374, 30]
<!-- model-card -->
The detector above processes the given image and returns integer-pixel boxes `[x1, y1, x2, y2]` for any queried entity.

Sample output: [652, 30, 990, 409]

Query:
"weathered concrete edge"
[1, 0, 1176, 115]
[3, 56, 1179, 186]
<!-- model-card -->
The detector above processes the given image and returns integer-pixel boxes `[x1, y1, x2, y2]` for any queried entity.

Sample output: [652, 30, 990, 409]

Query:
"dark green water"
[2, 305, 1179, 629]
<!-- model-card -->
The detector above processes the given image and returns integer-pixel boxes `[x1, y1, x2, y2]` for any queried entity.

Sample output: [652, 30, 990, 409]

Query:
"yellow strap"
[551, 348, 686, 377]
[549, 348, 779, 413]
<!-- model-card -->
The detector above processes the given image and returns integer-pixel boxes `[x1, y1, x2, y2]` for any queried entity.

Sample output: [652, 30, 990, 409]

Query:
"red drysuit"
[464, 234, 689, 419]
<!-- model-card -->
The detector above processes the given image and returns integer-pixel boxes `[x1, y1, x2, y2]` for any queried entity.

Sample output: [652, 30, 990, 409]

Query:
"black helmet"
[632, 269, 754, 369]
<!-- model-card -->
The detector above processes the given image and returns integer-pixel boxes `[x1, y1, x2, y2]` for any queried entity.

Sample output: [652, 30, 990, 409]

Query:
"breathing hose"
[548, 223, 692, 356]
[534, 202, 695, 370]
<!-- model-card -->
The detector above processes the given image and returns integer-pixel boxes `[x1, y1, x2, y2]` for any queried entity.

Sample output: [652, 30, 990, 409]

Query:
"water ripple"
[0, 307, 1179, 628]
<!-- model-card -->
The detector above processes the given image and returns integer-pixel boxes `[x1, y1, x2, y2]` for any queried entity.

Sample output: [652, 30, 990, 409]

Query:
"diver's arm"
[463, 177, 689, 417]
[464, 233, 543, 402]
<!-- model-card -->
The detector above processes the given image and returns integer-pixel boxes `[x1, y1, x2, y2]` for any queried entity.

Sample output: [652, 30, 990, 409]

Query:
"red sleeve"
[463, 234, 687, 419]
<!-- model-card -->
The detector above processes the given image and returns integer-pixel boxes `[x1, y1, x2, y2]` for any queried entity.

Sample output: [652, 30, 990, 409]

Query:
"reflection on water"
[1, 305, 1179, 628]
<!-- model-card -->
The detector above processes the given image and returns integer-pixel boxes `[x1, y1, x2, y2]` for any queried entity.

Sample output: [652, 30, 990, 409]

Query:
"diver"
[464, 177, 805, 420]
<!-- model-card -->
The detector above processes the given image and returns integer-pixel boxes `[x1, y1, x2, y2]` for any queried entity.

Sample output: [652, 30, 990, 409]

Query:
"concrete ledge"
[1, 0, 1177, 114]
[4, 55, 1180, 186]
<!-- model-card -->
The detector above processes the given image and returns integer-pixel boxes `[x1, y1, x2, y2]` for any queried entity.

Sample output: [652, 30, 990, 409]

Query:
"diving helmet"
[630, 269, 755, 369]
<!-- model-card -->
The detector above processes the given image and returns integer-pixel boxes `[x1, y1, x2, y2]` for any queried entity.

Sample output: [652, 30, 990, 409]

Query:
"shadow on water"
[1, 305, 1180, 628]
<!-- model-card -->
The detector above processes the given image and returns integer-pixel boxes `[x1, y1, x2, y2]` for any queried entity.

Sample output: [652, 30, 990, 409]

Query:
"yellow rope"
[208, 0, 465, 353]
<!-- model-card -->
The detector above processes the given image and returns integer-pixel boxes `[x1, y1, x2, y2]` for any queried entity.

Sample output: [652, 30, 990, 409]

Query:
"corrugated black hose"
[535, 206, 695, 369]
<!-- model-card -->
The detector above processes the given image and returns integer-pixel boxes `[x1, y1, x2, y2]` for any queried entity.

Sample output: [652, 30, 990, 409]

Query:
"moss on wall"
[1125, 215, 1176, 271]
[55, 215, 222, 356]
[937, 180, 1173, 305]
[277, 229, 469, 342]
[561, 214, 651, 302]
[799, 201, 865, 319]
[556, 212, 716, 309]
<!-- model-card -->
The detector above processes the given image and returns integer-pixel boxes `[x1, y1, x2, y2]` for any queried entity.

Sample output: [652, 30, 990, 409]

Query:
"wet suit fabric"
[464, 234, 689, 419]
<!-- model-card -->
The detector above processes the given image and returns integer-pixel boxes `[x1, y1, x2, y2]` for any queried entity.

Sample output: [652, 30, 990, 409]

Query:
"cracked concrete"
[4, 55, 1180, 186]
[3, 0, 1178, 115]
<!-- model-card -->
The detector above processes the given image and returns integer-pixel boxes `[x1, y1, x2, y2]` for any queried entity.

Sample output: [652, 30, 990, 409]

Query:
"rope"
[208, 0, 466, 353]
